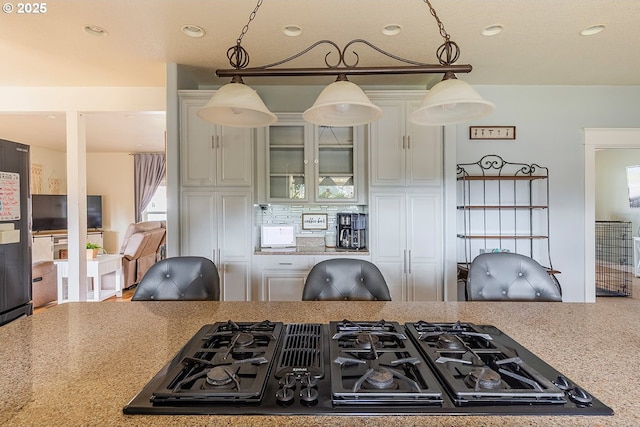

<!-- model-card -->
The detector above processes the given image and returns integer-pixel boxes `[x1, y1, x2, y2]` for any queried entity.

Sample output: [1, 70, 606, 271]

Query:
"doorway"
[584, 128, 640, 302]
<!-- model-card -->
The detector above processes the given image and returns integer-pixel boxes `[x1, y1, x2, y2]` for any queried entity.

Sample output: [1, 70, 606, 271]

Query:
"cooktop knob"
[275, 387, 295, 404]
[301, 373, 318, 388]
[553, 375, 572, 391]
[278, 373, 296, 389]
[300, 387, 319, 404]
[568, 386, 593, 406]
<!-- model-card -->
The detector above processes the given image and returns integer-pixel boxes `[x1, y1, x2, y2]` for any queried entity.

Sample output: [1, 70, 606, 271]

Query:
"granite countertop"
[255, 236, 369, 255]
[255, 246, 370, 255]
[1, 299, 638, 426]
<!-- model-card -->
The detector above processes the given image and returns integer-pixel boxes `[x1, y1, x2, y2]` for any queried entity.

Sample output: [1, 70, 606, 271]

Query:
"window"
[626, 165, 640, 208]
[142, 183, 167, 221]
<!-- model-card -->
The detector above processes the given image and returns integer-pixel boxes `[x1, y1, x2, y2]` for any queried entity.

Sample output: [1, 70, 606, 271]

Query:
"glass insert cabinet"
[259, 113, 363, 203]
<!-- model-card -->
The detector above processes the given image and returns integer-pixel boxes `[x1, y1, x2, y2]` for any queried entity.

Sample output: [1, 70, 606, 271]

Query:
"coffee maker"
[336, 213, 367, 250]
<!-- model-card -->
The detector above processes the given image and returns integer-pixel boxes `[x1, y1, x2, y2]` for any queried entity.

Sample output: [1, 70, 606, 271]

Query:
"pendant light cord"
[228, 0, 264, 70]
[424, 0, 460, 67]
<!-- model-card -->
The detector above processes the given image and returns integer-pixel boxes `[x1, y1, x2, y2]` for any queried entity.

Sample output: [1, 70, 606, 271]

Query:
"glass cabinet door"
[268, 124, 307, 201]
[316, 126, 356, 201]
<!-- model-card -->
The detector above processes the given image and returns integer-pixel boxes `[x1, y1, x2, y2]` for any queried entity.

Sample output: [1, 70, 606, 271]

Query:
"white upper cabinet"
[367, 92, 443, 188]
[179, 91, 253, 187]
[256, 113, 365, 204]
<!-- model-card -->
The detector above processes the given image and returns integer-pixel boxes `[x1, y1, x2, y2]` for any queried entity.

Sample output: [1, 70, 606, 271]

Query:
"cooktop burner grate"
[123, 319, 614, 416]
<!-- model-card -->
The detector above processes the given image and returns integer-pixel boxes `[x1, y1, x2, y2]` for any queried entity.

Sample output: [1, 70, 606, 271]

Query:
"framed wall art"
[469, 126, 516, 140]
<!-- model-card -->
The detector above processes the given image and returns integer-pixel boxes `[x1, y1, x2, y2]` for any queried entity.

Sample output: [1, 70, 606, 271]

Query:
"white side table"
[54, 254, 123, 302]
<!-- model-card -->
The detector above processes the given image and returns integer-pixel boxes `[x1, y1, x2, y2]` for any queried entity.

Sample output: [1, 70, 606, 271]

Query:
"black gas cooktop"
[123, 320, 613, 416]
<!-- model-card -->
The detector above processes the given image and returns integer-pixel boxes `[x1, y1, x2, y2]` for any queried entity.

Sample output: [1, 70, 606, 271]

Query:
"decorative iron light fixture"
[199, 0, 494, 128]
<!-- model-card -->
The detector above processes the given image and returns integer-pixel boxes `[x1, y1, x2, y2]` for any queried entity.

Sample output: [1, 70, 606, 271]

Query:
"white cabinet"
[367, 92, 442, 187]
[253, 253, 372, 301]
[255, 256, 315, 301]
[369, 191, 442, 301]
[181, 190, 252, 301]
[32, 231, 104, 262]
[179, 90, 255, 301]
[256, 113, 365, 204]
[179, 91, 253, 187]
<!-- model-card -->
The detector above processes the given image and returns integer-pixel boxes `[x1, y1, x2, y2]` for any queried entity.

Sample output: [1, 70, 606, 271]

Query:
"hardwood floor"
[32, 285, 135, 315]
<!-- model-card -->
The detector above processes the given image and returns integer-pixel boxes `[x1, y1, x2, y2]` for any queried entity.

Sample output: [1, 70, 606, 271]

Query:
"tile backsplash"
[254, 204, 367, 247]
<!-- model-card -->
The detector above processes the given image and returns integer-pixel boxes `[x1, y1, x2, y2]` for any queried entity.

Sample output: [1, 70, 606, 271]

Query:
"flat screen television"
[32, 194, 102, 232]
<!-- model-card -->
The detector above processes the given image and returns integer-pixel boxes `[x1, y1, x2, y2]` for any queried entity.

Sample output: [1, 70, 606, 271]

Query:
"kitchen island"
[0, 299, 637, 427]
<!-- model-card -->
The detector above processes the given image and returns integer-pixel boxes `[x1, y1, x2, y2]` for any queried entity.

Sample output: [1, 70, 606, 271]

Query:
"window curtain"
[134, 153, 166, 223]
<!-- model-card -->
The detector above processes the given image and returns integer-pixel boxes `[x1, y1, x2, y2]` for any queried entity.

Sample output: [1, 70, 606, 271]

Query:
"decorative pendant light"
[197, 76, 276, 128]
[198, 0, 276, 128]
[410, 73, 495, 125]
[211, 0, 493, 128]
[303, 75, 383, 127]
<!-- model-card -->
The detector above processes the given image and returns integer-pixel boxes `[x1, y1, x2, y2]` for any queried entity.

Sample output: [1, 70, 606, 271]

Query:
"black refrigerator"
[0, 139, 32, 326]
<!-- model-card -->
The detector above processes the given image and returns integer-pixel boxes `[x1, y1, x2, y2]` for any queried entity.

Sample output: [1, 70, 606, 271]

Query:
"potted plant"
[86, 243, 102, 259]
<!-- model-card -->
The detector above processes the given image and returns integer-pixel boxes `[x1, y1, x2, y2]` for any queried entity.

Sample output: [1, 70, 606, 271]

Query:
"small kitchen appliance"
[260, 225, 296, 249]
[336, 213, 367, 250]
[124, 319, 613, 416]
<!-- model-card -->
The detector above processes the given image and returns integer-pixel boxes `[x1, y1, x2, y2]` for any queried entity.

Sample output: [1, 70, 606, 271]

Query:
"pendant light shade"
[197, 82, 277, 128]
[303, 80, 383, 127]
[410, 78, 495, 126]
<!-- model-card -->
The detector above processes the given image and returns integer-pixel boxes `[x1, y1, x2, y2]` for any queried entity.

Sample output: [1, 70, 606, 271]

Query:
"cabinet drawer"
[260, 256, 313, 270]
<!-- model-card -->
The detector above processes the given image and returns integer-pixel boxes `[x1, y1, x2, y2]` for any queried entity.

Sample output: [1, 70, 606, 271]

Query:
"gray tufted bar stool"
[302, 258, 391, 301]
[466, 252, 562, 301]
[131, 256, 220, 301]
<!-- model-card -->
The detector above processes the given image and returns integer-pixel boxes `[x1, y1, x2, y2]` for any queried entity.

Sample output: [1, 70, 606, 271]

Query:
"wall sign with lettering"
[302, 213, 328, 230]
[0, 171, 20, 220]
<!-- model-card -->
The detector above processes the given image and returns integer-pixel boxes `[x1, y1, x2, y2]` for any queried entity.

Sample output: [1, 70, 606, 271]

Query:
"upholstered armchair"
[466, 252, 562, 301]
[302, 258, 391, 301]
[119, 221, 166, 289]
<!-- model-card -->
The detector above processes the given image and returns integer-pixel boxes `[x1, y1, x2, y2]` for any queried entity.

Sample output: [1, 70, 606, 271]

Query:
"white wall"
[29, 145, 66, 194]
[86, 153, 134, 254]
[455, 85, 640, 302]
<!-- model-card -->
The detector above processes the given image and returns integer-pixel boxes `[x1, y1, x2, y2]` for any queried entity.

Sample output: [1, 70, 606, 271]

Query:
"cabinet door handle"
[408, 249, 412, 274]
[278, 262, 293, 266]
[403, 249, 407, 273]
[402, 136, 406, 150]
[314, 159, 318, 164]
[407, 135, 411, 149]
[211, 135, 215, 150]
[304, 159, 309, 165]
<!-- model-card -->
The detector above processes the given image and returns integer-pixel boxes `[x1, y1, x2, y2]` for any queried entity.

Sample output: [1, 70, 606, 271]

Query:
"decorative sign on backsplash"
[302, 213, 328, 230]
[469, 126, 516, 140]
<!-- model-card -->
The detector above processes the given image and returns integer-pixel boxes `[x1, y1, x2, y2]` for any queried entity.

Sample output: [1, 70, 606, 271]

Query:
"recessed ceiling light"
[580, 24, 605, 36]
[382, 24, 402, 36]
[45, 114, 57, 119]
[482, 24, 503, 36]
[181, 24, 205, 38]
[84, 25, 108, 37]
[283, 25, 302, 37]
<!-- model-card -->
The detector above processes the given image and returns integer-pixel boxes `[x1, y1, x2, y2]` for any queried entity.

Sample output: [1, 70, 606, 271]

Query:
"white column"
[66, 112, 88, 301]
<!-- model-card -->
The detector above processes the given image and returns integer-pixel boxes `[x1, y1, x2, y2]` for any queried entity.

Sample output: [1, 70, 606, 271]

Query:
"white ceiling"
[1, 0, 638, 152]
